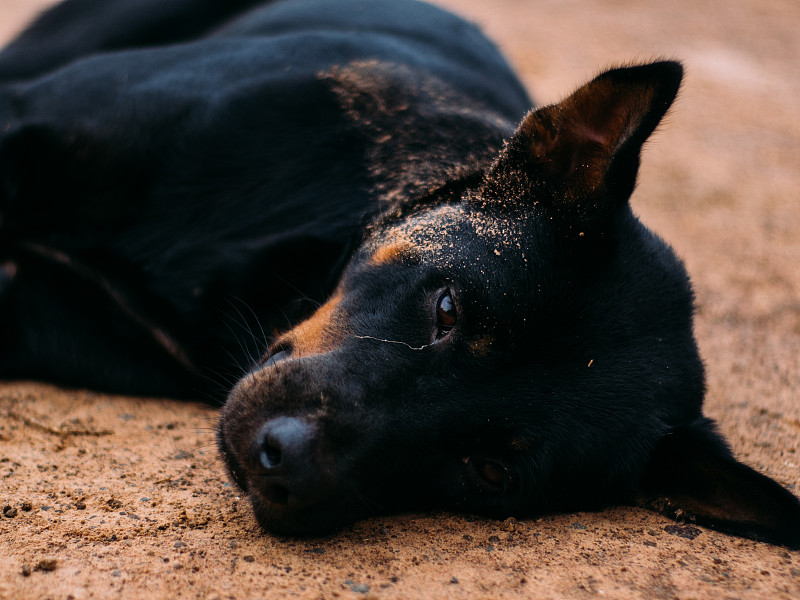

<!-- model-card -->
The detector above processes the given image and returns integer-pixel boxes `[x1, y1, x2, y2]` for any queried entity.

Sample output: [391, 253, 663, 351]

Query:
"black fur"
[1, 0, 798, 545]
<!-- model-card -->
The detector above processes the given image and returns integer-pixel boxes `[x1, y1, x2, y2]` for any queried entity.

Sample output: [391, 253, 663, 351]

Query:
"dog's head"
[218, 62, 800, 546]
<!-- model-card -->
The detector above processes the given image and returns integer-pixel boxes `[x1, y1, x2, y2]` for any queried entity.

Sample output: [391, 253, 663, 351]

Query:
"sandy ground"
[1, 0, 799, 598]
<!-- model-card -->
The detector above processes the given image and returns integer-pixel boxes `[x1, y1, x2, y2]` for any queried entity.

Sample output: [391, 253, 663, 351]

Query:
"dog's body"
[1, 0, 799, 544]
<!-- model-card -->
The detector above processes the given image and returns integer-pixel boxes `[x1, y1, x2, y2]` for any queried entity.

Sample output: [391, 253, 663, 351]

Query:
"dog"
[1, 0, 798, 545]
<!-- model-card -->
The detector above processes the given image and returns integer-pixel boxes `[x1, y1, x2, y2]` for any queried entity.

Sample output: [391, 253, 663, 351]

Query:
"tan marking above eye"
[270, 291, 346, 359]
[369, 242, 412, 266]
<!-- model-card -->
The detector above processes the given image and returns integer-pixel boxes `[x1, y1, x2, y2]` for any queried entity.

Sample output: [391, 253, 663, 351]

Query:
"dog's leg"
[0, 247, 201, 397]
[0, 0, 269, 82]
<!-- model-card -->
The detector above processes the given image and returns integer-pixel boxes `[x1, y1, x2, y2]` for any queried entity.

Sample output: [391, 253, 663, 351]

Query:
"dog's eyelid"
[464, 456, 515, 494]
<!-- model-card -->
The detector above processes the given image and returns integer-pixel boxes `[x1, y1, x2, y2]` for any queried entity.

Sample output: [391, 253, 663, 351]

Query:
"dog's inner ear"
[482, 61, 683, 214]
[637, 418, 800, 548]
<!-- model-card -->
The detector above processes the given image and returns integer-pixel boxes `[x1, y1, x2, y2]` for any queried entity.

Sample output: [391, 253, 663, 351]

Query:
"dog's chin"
[247, 492, 359, 536]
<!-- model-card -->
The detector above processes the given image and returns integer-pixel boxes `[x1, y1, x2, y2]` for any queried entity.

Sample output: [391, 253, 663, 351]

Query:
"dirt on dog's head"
[218, 62, 800, 546]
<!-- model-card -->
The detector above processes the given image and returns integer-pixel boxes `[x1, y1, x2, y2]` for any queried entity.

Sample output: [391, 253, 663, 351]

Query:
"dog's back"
[0, 0, 529, 395]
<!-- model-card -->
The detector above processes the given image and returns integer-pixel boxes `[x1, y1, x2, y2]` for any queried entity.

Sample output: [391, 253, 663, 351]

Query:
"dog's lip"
[216, 420, 250, 493]
[248, 487, 359, 536]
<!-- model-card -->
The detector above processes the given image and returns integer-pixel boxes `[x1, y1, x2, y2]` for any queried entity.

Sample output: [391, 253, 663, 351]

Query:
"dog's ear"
[481, 61, 682, 222]
[637, 417, 800, 548]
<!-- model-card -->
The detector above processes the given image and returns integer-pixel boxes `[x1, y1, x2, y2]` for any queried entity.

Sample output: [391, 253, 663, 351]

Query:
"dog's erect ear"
[481, 61, 682, 220]
[637, 417, 800, 548]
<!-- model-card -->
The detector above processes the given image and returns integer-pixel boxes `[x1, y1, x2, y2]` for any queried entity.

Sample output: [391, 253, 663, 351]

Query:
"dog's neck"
[321, 60, 515, 218]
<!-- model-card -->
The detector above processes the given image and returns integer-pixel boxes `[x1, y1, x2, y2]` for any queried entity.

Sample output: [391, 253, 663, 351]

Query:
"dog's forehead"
[367, 203, 529, 269]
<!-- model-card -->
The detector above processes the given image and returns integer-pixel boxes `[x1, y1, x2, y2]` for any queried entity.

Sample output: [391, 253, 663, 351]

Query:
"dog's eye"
[436, 291, 457, 338]
[475, 458, 508, 490]
[464, 457, 512, 493]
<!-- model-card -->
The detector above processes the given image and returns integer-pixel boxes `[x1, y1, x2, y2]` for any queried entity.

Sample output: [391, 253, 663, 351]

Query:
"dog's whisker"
[227, 295, 270, 350]
[224, 300, 264, 364]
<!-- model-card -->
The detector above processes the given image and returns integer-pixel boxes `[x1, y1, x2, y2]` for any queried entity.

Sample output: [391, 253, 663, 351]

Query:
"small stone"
[75, 501, 86, 510]
[243, 555, 255, 563]
[3, 505, 18, 518]
[664, 524, 702, 540]
[21, 502, 32, 512]
[450, 577, 459, 584]
[21, 565, 32, 577]
[500, 517, 518, 531]
[35, 558, 58, 572]
[350, 583, 370, 594]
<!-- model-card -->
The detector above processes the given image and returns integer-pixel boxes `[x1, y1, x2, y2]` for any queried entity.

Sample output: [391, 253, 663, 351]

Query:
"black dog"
[1, 0, 798, 544]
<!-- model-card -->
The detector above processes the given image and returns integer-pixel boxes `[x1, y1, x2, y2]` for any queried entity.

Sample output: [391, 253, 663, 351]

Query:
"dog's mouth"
[218, 414, 327, 531]
[216, 374, 386, 534]
[218, 411, 522, 534]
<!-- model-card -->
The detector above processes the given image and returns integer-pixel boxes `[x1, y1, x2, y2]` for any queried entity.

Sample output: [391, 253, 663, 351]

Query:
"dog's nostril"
[259, 438, 282, 469]
[249, 417, 331, 509]
[252, 417, 314, 475]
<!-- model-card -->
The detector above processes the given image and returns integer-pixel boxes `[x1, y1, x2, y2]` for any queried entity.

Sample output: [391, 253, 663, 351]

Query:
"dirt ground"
[1, 0, 799, 598]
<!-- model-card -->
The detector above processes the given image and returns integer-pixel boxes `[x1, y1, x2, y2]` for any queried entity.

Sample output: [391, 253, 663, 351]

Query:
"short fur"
[1, 0, 798, 545]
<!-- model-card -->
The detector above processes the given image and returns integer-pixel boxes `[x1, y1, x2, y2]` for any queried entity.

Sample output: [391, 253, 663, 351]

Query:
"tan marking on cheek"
[369, 242, 412, 266]
[276, 292, 346, 358]
[509, 437, 534, 451]
[469, 335, 495, 357]
[1, 261, 18, 278]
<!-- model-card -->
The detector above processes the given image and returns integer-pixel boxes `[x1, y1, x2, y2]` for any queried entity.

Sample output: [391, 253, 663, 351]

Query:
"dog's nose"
[250, 416, 330, 509]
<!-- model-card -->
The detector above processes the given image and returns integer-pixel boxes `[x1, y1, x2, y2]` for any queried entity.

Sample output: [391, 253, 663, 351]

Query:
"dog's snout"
[250, 417, 330, 509]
